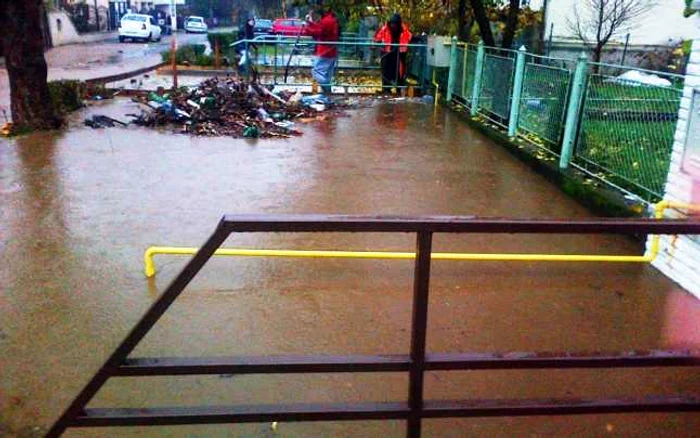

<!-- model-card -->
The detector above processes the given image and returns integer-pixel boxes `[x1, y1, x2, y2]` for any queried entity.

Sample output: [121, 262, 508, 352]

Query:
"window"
[123, 15, 147, 22]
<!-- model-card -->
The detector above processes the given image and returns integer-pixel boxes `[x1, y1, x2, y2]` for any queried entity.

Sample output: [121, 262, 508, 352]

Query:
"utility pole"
[170, 0, 177, 32]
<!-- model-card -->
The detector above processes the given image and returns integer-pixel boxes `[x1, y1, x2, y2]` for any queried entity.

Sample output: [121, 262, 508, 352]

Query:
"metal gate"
[48, 215, 700, 437]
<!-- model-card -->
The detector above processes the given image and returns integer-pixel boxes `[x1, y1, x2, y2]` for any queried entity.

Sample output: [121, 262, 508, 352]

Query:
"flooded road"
[1, 99, 699, 437]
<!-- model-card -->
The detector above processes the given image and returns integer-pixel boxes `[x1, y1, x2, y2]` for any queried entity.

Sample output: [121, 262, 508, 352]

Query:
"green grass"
[586, 79, 682, 114]
[578, 120, 676, 199]
[574, 78, 682, 200]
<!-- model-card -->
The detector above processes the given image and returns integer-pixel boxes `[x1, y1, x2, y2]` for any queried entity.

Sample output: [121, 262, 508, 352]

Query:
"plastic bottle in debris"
[243, 125, 260, 138]
[257, 108, 273, 123]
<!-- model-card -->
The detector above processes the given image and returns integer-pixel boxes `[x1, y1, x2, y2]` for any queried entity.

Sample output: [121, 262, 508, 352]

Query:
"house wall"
[48, 10, 113, 45]
[647, 12, 700, 300]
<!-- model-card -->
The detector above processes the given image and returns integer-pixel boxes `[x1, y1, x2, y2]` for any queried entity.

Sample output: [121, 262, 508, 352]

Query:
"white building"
[530, 0, 696, 45]
[648, 7, 700, 300]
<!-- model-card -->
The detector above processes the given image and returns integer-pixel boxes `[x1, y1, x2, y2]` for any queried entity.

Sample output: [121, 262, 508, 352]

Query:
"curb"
[85, 62, 168, 85]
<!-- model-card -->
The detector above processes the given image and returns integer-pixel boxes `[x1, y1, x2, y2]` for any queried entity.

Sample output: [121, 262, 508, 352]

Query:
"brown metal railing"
[47, 215, 700, 437]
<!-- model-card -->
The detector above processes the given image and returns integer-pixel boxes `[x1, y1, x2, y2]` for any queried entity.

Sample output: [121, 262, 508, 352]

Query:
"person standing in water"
[305, 3, 340, 95]
[374, 13, 412, 92]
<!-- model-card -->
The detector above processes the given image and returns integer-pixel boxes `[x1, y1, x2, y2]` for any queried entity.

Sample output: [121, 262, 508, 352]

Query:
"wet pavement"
[0, 33, 208, 118]
[1, 99, 699, 437]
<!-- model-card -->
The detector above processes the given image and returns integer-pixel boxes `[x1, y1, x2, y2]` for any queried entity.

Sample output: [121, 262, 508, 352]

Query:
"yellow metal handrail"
[143, 201, 700, 278]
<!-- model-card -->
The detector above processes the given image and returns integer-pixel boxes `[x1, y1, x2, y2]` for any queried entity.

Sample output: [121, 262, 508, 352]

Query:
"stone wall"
[48, 10, 113, 46]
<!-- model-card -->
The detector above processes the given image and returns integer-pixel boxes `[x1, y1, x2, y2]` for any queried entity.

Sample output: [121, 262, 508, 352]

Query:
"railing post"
[446, 37, 458, 102]
[273, 39, 278, 85]
[462, 42, 469, 100]
[559, 52, 589, 169]
[470, 41, 485, 117]
[423, 43, 430, 93]
[407, 231, 433, 438]
[508, 46, 528, 137]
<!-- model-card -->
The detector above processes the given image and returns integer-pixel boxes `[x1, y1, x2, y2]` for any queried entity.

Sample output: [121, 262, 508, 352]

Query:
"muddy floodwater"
[1, 99, 699, 437]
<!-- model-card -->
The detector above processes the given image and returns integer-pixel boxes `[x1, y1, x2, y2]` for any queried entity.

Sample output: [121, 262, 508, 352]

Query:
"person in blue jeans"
[305, 4, 339, 94]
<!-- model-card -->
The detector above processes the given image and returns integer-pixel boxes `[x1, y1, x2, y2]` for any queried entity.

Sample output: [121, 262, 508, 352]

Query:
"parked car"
[119, 14, 162, 42]
[185, 16, 208, 33]
[272, 18, 307, 36]
[253, 19, 273, 36]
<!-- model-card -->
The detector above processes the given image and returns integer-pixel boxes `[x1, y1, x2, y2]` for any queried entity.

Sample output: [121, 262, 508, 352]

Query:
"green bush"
[48, 80, 83, 115]
[207, 32, 239, 50]
[161, 44, 211, 65]
[195, 54, 214, 67]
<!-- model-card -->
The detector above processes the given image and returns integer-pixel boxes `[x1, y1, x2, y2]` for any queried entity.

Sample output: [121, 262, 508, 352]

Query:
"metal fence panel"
[574, 70, 683, 201]
[518, 61, 573, 152]
[479, 53, 515, 124]
[454, 46, 465, 100]
[463, 47, 478, 103]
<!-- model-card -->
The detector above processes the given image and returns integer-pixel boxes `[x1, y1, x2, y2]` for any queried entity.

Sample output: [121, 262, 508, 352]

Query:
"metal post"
[621, 33, 630, 66]
[559, 53, 589, 169]
[170, 35, 178, 89]
[94, 0, 99, 31]
[446, 37, 458, 102]
[461, 42, 469, 100]
[470, 41, 485, 117]
[273, 40, 278, 85]
[170, 0, 177, 32]
[245, 40, 250, 82]
[422, 44, 429, 92]
[547, 23, 554, 57]
[508, 46, 528, 137]
[407, 231, 433, 438]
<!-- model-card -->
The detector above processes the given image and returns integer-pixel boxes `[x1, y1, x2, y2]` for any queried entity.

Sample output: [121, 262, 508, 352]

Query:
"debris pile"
[127, 78, 352, 138]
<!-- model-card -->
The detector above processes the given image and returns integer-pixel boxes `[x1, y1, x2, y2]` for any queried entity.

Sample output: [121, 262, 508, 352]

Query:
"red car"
[272, 18, 307, 36]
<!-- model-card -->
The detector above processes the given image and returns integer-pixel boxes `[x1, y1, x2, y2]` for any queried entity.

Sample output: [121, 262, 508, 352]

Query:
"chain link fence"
[451, 45, 478, 105]
[478, 52, 515, 126]
[447, 44, 684, 203]
[574, 64, 683, 200]
[517, 56, 574, 154]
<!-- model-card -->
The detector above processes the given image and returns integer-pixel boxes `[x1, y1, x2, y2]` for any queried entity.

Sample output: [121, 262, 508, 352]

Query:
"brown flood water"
[1, 99, 699, 437]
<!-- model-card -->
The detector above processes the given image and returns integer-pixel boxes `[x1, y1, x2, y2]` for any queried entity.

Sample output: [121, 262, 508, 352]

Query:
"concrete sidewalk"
[0, 32, 207, 119]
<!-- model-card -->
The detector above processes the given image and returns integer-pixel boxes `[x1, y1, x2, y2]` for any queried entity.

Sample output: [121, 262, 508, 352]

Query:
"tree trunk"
[0, 0, 61, 130]
[500, 0, 520, 49]
[592, 44, 603, 73]
[458, 0, 468, 41]
[469, 0, 495, 47]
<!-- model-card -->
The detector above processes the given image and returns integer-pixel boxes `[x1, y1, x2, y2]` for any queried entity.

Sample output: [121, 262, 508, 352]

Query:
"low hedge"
[48, 80, 83, 115]
[207, 31, 239, 50]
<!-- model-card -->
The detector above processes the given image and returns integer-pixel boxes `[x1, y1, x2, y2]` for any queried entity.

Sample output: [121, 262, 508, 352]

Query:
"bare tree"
[567, 0, 654, 66]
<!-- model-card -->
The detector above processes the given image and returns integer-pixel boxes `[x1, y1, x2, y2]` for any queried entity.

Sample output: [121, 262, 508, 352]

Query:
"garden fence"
[446, 41, 684, 203]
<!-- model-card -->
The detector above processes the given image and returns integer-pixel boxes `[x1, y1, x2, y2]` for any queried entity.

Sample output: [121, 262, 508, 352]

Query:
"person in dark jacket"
[239, 17, 255, 41]
[374, 13, 412, 91]
[237, 17, 256, 70]
[305, 5, 340, 94]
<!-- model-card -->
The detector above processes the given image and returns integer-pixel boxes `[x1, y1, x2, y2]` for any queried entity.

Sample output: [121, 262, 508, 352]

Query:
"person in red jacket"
[305, 4, 340, 94]
[374, 13, 412, 92]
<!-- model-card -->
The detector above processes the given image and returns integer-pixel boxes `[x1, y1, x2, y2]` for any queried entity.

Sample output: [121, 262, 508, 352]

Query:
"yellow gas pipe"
[143, 201, 699, 278]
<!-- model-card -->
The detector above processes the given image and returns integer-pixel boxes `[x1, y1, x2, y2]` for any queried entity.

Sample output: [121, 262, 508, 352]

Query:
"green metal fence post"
[462, 42, 469, 100]
[447, 37, 458, 102]
[470, 41, 485, 117]
[508, 46, 527, 137]
[559, 52, 589, 169]
[273, 40, 278, 85]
